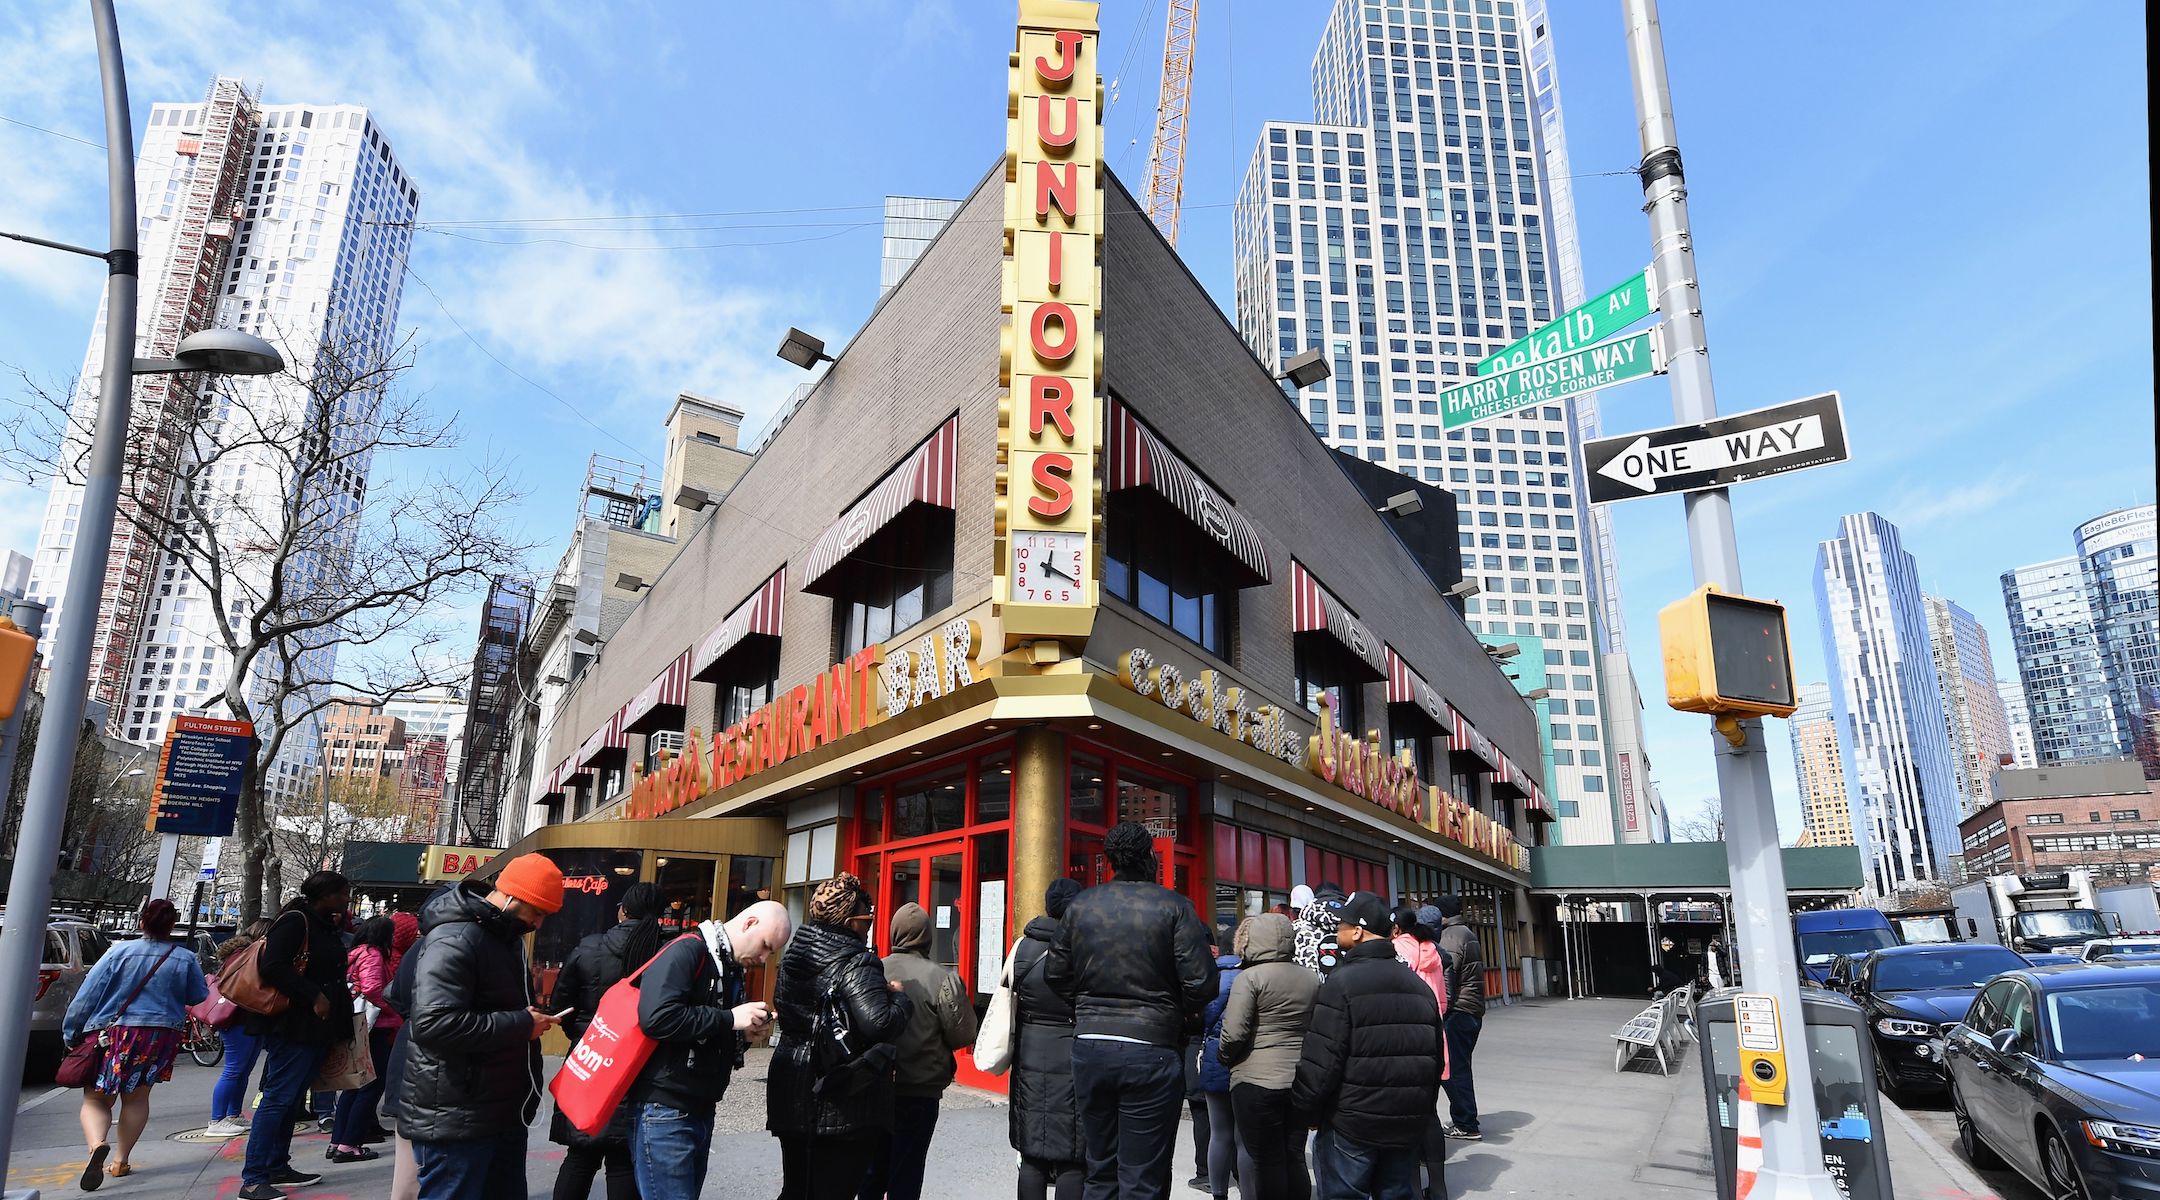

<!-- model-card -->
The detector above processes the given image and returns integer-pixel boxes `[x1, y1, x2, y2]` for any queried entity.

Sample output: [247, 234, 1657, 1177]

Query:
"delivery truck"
[1948, 869, 2109, 954]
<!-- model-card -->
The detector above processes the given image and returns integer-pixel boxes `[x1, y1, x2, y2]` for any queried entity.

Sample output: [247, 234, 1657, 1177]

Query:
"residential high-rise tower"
[1815, 513, 1964, 893]
[1924, 594, 2014, 812]
[1789, 682, 1854, 848]
[2076, 505, 2159, 774]
[24, 78, 418, 774]
[1998, 677, 2038, 769]
[1233, 0, 1657, 844]
[2003, 519, 2141, 769]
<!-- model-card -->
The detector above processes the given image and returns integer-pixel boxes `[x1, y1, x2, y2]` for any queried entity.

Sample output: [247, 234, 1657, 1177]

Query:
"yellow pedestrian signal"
[0, 616, 34, 721]
[1659, 585, 1798, 724]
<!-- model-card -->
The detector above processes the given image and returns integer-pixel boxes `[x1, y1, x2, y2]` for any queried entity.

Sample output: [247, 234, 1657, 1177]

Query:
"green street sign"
[1441, 329, 1661, 430]
[1478, 267, 1656, 376]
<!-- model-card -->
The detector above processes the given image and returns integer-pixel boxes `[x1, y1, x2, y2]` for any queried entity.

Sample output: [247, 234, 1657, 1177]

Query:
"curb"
[1880, 1094, 2003, 1199]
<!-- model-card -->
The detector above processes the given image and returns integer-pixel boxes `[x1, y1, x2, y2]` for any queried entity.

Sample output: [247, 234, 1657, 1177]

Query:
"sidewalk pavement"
[5, 996, 2012, 1199]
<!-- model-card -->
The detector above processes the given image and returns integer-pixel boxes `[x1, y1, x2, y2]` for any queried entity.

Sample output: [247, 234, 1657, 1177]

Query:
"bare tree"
[1670, 800, 1725, 843]
[5, 331, 529, 923]
[272, 772, 422, 886]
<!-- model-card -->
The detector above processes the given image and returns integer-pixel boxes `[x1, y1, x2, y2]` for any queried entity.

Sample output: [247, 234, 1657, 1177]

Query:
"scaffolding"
[580, 454, 660, 531]
[88, 78, 259, 708]
[452, 576, 531, 846]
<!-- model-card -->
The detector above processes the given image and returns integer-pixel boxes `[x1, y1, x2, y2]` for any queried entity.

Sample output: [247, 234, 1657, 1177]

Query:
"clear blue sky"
[1, 1, 2150, 836]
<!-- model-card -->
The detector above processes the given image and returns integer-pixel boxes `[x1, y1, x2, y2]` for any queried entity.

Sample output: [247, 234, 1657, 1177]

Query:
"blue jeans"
[414, 1128, 529, 1200]
[1441, 1013, 1482, 1134]
[631, 1102, 714, 1200]
[212, 1026, 261, 1120]
[1312, 1125, 1420, 1200]
[241, 1033, 325, 1187]
[1071, 1038, 1184, 1200]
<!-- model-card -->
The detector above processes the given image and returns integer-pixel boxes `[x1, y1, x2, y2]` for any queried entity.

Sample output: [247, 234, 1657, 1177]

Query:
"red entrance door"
[879, 845, 967, 975]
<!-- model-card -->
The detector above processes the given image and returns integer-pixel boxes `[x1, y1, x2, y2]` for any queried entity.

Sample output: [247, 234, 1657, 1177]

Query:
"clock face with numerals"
[1011, 530, 1087, 604]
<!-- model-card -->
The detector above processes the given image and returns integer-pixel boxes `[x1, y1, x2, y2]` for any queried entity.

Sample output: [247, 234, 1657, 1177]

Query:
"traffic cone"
[1733, 1097, 1762, 1200]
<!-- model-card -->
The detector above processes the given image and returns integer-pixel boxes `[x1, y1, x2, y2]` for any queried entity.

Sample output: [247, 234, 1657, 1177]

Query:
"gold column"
[1010, 726, 1068, 933]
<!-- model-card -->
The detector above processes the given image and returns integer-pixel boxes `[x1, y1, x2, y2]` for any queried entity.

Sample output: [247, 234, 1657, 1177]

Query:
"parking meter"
[1697, 988, 1894, 1200]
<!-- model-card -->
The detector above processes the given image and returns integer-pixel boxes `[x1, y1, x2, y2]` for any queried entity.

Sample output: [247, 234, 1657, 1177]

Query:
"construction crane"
[1141, 0, 1198, 246]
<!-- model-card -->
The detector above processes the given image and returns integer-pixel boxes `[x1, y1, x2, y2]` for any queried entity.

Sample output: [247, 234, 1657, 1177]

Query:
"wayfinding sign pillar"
[1624, 2, 1841, 1196]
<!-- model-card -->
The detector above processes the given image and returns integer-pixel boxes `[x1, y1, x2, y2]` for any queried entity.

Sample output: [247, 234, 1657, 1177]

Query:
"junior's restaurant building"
[492, 0, 1553, 1083]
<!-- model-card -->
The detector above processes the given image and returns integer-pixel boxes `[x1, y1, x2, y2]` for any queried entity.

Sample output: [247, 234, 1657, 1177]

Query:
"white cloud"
[1888, 468, 2028, 530]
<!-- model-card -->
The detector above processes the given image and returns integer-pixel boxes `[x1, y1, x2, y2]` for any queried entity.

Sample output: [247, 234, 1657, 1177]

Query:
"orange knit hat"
[494, 854, 564, 913]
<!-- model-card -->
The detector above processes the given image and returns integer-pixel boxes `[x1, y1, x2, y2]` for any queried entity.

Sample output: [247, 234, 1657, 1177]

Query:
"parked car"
[2082, 936, 2160, 962]
[0, 912, 114, 1081]
[1839, 943, 2029, 1097]
[1944, 962, 2160, 1199]
[2023, 952, 2085, 968]
[1796, 908, 1901, 986]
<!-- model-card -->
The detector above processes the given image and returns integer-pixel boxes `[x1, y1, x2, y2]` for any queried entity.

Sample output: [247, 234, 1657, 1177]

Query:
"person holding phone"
[394, 854, 566, 1200]
[546, 881, 664, 1200]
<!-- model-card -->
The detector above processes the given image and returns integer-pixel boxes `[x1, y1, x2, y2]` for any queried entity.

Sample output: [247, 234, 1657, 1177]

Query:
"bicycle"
[182, 1013, 225, 1067]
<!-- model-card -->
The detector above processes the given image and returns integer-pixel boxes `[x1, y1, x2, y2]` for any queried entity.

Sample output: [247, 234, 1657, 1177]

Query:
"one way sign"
[1585, 392, 1849, 504]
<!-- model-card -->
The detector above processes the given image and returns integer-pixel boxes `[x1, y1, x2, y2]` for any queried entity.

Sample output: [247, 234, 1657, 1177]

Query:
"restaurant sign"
[624, 619, 982, 820]
[1117, 648, 1528, 873]
[420, 845, 499, 882]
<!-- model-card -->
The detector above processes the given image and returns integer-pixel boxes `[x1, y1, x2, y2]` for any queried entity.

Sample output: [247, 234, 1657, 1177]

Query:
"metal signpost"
[144, 714, 252, 902]
[1479, 265, 1658, 375]
[1624, 0, 1842, 1196]
[1441, 328, 1662, 430]
[1586, 392, 1849, 504]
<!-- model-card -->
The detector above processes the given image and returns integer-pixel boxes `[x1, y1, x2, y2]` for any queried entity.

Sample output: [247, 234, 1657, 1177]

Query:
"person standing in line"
[1293, 884, 1346, 978]
[1195, 926, 1244, 1200]
[1291, 894, 1445, 1200]
[238, 871, 355, 1200]
[630, 897, 790, 1200]
[1430, 898, 1484, 1142]
[206, 918, 270, 1139]
[768, 873, 915, 1200]
[396, 855, 565, 1200]
[546, 882, 664, 1200]
[1217, 913, 1317, 1200]
[62, 898, 208, 1191]
[1390, 907, 1450, 1200]
[1045, 821, 1218, 1200]
[379, 912, 425, 1200]
[328, 916, 397, 1162]
[1008, 878, 1087, 1200]
[865, 902, 980, 1200]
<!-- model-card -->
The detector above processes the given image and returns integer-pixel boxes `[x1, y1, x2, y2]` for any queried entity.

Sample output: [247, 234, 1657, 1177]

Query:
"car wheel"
[2039, 1126, 2089, 1200]
[1949, 1079, 2001, 1170]
[1873, 1050, 1906, 1105]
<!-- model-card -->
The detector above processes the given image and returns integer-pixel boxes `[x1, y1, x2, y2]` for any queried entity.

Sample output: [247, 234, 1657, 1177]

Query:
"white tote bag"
[971, 938, 1026, 1075]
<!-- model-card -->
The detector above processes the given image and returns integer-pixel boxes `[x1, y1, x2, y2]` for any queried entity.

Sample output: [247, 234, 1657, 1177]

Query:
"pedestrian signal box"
[0, 616, 34, 721]
[1658, 585, 1797, 721]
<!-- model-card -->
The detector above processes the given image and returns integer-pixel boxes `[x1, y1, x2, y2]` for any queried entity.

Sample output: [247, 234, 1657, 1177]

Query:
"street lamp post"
[0, 2, 281, 1172]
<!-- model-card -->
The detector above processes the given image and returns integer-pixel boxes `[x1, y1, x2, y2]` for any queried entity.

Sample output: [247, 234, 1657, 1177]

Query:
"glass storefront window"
[1069, 753, 1107, 827]
[891, 769, 967, 841]
[655, 855, 718, 931]
[1116, 767, 1188, 839]
[532, 848, 641, 968]
[976, 755, 1012, 823]
[725, 855, 774, 919]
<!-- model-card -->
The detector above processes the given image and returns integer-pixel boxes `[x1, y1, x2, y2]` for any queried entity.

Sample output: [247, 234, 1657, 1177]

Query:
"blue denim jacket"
[62, 937, 209, 1043]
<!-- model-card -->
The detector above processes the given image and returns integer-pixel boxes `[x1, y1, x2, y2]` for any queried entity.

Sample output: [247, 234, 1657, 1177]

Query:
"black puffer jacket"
[546, 920, 642, 1150]
[1008, 916, 1083, 1164]
[245, 899, 353, 1045]
[765, 920, 913, 1139]
[1044, 878, 1216, 1046]
[392, 879, 542, 1142]
[1289, 937, 1444, 1148]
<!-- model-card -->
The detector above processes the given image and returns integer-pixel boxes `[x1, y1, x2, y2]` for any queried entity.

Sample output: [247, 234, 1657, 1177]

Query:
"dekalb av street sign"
[1585, 392, 1849, 504]
[1478, 266, 1657, 375]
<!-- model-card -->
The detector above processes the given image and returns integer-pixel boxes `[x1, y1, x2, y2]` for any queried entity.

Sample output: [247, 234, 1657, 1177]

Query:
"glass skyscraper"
[2003, 504, 2159, 773]
[1923, 594, 2014, 813]
[1815, 513, 1964, 893]
[1232, 0, 1662, 845]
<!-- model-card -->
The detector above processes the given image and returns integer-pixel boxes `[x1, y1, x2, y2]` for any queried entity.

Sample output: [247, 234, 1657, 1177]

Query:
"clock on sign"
[1012, 530, 1087, 604]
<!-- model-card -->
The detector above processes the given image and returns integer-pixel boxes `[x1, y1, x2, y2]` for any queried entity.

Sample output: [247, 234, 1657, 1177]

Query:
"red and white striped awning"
[1384, 645, 1454, 733]
[529, 762, 566, 806]
[577, 708, 628, 767]
[694, 568, 786, 682]
[1288, 561, 1385, 679]
[803, 417, 959, 592]
[1445, 705, 1500, 772]
[622, 648, 694, 735]
[1106, 398, 1270, 586]
[1490, 750, 1531, 799]
[559, 753, 592, 785]
[1524, 778, 1555, 823]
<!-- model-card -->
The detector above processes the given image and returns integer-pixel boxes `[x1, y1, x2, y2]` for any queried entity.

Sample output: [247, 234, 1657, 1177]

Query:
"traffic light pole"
[1622, 2, 1839, 1197]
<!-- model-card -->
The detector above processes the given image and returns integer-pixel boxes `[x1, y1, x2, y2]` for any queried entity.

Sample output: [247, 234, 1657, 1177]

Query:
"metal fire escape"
[88, 78, 259, 707]
[1141, 0, 1199, 246]
[453, 577, 531, 846]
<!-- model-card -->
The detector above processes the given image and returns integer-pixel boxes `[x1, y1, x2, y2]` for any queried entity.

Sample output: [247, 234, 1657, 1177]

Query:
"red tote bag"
[548, 934, 701, 1136]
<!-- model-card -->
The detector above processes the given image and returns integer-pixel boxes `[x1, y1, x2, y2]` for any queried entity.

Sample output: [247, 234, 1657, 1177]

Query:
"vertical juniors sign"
[996, 0, 1103, 646]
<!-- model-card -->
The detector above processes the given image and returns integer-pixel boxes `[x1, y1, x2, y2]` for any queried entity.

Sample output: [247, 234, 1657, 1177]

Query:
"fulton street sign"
[1441, 329, 1661, 431]
[1584, 391, 1849, 504]
[1478, 266, 1657, 375]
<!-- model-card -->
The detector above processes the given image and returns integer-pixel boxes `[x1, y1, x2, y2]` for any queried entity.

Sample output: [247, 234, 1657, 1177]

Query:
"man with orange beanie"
[391, 853, 564, 1200]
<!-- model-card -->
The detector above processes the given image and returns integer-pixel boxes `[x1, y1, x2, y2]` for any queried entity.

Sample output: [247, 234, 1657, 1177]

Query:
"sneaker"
[269, 1168, 325, 1186]
[1443, 1125, 1482, 1140]
[1186, 1174, 1210, 1192]
[237, 1185, 289, 1200]
[205, 1117, 248, 1138]
[316, 1116, 334, 1134]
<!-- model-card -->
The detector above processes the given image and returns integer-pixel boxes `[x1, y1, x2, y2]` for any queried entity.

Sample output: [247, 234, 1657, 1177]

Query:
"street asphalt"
[4, 995, 2019, 1199]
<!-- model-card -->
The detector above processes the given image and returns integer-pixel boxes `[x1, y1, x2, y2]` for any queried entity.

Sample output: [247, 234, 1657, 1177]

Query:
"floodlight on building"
[1278, 347, 1330, 389]
[672, 485, 713, 511]
[615, 573, 650, 592]
[1486, 642, 1523, 660]
[776, 327, 834, 370]
[1523, 686, 1552, 701]
[1444, 580, 1480, 598]
[1378, 491, 1424, 518]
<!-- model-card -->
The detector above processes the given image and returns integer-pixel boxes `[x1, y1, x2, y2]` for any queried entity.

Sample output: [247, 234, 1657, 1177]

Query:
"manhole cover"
[168, 1129, 240, 1144]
